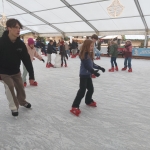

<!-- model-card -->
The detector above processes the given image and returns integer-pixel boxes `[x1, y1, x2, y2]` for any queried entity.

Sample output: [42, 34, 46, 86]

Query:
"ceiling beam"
[17, 15, 150, 26]
[134, 0, 148, 32]
[71, 0, 110, 6]
[60, 0, 99, 34]
[23, 26, 38, 33]
[5, 0, 64, 35]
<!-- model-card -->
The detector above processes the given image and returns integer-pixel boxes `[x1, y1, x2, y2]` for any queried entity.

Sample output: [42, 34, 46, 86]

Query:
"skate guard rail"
[132, 48, 150, 57]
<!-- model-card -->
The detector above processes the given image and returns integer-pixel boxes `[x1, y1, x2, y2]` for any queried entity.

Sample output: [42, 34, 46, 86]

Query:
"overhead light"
[107, 0, 124, 18]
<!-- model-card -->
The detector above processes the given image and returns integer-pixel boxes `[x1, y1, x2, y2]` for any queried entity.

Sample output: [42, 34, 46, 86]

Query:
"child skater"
[60, 41, 68, 67]
[108, 40, 118, 72]
[46, 40, 57, 68]
[22, 38, 45, 87]
[70, 39, 105, 116]
[122, 40, 133, 72]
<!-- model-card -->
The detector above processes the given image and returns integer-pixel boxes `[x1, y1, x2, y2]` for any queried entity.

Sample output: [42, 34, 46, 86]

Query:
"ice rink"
[0, 55, 150, 150]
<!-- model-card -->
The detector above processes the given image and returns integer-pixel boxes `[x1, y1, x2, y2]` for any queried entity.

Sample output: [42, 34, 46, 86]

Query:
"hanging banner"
[132, 48, 150, 57]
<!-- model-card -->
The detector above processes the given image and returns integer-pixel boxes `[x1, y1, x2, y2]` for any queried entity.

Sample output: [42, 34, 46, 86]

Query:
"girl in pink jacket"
[122, 41, 132, 72]
[22, 38, 44, 87]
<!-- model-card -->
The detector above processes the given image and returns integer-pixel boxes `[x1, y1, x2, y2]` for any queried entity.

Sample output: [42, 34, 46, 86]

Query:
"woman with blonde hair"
[70, 39, 105, 116]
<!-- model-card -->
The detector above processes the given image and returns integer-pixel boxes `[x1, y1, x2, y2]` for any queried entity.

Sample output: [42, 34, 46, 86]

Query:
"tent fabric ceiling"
[0, 0, 150, 36]
[125, 35, 145, 40]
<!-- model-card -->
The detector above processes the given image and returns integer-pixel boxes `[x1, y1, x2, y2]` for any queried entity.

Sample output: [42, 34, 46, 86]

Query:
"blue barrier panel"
[132, 48, 150, 57]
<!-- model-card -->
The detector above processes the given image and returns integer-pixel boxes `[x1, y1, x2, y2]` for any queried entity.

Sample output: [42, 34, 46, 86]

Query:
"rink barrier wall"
[101, 47, 150, 57]
[132, 48, 150, 57]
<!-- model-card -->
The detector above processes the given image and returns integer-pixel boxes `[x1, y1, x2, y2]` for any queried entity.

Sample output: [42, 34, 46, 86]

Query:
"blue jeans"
[111, 57, 117, 67]
[124, 57, 132, 68]
[94, 48, 100, 57]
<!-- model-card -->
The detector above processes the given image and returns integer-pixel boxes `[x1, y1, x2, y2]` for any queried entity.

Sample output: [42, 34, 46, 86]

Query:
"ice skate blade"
[87, 104, 97, 107]
[14, 117, 18, 119]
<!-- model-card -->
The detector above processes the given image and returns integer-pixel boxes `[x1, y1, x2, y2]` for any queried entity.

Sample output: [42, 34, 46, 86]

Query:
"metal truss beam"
[60, 0, 99, 34]
[134, 0, 148, 32]
[6, 0, 64, 35]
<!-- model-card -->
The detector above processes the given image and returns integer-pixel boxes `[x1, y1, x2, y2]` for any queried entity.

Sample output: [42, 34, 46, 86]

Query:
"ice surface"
[0, 54, 150, 150]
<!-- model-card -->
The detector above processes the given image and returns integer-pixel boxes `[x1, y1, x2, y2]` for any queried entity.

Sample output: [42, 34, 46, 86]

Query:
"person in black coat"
[71, 40, 77, 57]
[60, 41, 67, 67]
[46, 40, 56, 68]
[41, 42, 46, 56]
[0, 19, 34, 117]
[53, 40, 57, 48]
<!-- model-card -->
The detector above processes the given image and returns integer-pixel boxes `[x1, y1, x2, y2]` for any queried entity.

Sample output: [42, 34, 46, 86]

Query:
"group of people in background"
[108, 40, 132, 72]
[0, 18, 133, 118]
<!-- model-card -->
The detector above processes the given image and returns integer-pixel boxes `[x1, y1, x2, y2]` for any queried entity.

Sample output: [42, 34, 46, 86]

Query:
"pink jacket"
[26, 44, 42, 61]
[123, 42, 132, 58]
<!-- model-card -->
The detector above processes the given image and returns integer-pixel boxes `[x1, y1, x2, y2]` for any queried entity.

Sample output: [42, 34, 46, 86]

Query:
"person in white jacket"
[22, 38, 45, 87]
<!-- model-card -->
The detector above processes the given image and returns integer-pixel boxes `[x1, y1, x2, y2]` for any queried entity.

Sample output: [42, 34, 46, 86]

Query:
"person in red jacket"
[0, 19, 34, 117]
[122, 41, 133, 72]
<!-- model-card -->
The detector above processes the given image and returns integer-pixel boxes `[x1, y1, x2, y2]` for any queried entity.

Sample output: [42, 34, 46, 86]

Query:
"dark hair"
[91, 34, 98, 40]
[6, 19, 23, 29]
[50, 40, 53, 43]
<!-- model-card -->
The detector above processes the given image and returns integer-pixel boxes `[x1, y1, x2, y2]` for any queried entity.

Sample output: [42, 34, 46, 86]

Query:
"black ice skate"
[11, 110, 18, 118]
[24, 102, 31, 108]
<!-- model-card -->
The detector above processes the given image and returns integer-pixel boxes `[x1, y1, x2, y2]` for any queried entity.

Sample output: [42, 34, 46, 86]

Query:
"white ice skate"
[54, 53, 61, 68]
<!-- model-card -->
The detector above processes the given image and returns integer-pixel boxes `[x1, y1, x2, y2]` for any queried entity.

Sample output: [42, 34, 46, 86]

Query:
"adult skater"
[122, 41, 133, 72]
[0, 19, 34, 117]
[91, 34, 100, 78]
[91, 34, 101, 60]
[22, 38, 45, 87]
[70, 39, 105, 116]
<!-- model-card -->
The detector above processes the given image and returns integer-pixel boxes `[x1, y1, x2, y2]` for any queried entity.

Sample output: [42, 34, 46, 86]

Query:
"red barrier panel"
[118, 48, 124, 52]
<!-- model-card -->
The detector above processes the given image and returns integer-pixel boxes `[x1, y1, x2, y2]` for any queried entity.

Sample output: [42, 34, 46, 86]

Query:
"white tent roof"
[102, 35, 122, 39]
[20, 30, 31, 35]
[0, 0, 150, 36]
[125, 35, 145, 40]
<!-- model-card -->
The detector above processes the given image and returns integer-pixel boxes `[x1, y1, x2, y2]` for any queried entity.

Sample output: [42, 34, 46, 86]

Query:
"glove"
[92, 69, 100, 77]
[41, 59, 45, 63]
[98, 66, 105, 72]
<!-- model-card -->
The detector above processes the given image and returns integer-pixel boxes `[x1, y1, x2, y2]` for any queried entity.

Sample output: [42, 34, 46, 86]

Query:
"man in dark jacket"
[97, 39, 101, 51]
[35, 39, 41, 55]
[71, 40, 77, 58]
[53, 40, 57, 47]
[0, 19, 35, 117]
